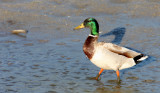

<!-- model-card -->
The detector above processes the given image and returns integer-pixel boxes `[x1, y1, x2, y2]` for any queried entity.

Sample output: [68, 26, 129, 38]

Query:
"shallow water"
[0, 0, 160, 93]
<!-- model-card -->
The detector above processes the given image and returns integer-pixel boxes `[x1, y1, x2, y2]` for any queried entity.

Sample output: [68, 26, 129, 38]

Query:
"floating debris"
[11, 29, 28, 34]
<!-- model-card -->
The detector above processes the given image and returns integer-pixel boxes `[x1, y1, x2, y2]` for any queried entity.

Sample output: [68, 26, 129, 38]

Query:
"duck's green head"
[74, 18, 99, 36]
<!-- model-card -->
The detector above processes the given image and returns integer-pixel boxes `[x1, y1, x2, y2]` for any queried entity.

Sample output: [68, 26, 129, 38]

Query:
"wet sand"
[0, 0, 160, 93]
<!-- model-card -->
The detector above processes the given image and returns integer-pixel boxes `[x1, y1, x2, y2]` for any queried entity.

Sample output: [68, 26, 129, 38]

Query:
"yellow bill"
[74, 23, 85, 30]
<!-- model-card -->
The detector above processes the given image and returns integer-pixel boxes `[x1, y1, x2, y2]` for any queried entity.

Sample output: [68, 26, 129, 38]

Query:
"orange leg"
[116, 70, 120, 82]
[96, 68, 103, 80]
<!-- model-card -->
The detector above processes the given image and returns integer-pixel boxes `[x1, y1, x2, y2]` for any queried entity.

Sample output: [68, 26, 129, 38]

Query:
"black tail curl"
[134, 54, 145, 64]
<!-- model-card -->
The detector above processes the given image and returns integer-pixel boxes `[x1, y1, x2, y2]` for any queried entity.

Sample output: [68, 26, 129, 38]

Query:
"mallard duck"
[74, 18, 148, 82]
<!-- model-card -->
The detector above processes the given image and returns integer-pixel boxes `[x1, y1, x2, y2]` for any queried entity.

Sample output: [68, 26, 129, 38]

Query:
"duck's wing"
[99, 42, 141, 58]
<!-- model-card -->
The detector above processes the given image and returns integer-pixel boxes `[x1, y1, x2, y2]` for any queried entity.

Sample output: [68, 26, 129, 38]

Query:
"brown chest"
[83, 36, 98, 59]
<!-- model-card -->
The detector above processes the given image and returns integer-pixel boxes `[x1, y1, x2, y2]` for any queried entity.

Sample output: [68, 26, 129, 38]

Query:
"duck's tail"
[134, 54, 148, 64]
